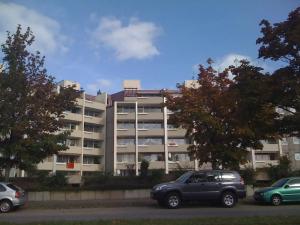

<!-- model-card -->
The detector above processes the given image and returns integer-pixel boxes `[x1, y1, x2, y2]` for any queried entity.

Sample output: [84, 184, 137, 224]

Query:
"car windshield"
[271, 178, 289, 187]
[6, 184, 22, 191]
[175, 172, 193, 183]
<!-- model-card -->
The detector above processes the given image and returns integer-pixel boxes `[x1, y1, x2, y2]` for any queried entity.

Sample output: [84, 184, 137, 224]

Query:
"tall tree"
[0, 26, 80, 181]
[257, 7, 300, 136]
[165, 59, 278, 169]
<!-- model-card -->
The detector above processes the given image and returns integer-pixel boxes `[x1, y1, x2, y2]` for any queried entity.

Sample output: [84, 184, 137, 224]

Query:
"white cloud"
[91, 17, 162, 60]
[0, 2, 68, 55]
[214, 53, 252, 71]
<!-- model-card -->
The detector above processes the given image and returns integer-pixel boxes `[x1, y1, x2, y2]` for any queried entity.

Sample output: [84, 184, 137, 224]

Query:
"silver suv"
[0, 182, 26, 213]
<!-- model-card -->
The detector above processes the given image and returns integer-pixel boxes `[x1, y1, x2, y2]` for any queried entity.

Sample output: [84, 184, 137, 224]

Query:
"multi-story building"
[37, 80, 107, 178]
[105, 80, 211, 176]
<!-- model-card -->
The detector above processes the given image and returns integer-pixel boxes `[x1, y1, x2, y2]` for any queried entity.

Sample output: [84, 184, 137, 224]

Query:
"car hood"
[152, 181, 175, 189]
[256, 187, 277, 193]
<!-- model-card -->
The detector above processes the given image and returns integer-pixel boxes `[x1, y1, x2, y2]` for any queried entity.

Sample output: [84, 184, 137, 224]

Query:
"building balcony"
[63, 112, 82, 122]
[83, 148, 104, 155]
[137, 112, 164, 120]
[64, 146, 82, 154]
[117, 128, 136, 136]
[255, 160, 279, 168]
[69, 130, 82, 138]
[83, 131, 104, 140]
[55, 162, 81, 171]
[167, 129, 187, 138]
[84, 100, 106, 110]
[168, 161, 195, 170]
[138, 144, 164, 152]
[168, 144, 190, 152]
[258, 144, 280, 152]
[117, 145, 136, 153]
[116, 112, 136, 120]
[82, 164, 104, 171]
[84, 116, 104, 125]
[37, 162, 53, 170]
[138, 128, 164, 136]
[125, 96, 164, 104]
[147, 161, 165, 169]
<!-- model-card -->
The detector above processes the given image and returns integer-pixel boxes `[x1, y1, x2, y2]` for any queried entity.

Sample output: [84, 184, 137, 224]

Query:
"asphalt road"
[1, 201, 300, 223]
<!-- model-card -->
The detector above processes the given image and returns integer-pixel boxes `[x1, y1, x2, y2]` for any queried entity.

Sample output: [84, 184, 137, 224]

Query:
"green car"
[254, 177, 300, 206]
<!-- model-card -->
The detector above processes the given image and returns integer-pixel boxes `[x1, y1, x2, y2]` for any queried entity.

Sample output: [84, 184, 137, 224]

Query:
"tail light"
[15, 191, 21, 198]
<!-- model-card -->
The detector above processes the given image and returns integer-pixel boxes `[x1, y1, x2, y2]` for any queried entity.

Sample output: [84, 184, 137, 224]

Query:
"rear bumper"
[12, 197, 26, 207]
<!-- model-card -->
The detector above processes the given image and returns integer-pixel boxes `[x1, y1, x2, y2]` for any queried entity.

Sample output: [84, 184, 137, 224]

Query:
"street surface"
[1, 201, 300, 223]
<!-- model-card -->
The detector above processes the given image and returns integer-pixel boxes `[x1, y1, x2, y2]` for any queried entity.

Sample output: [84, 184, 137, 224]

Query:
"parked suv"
[151, 170, 246, 208]
[0, 182, 26, 213]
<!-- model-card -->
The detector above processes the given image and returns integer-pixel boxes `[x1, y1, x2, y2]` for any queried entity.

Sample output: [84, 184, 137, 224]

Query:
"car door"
[202, 171, 222, 200]
[281, 178, 300, 201]
[181, 172, 207, 200]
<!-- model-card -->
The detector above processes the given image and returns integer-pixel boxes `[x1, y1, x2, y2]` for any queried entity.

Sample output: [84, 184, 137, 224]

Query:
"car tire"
[271, 194, 282, 206]
[0, 200, 13, 213]
[165, 192, 181, 209]
[221, 191, 237, 208]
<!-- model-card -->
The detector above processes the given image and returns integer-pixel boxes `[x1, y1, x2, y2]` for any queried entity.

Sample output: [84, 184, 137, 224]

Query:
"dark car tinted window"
[221, 172, 237, 181]
[288, 178, 300, 187]
[206, 171, 221, 182]
[6, 184, 21, 191]
[0, 184, 6, 192]
[187, 173, 207, 183]
[271, 178, 289, 187]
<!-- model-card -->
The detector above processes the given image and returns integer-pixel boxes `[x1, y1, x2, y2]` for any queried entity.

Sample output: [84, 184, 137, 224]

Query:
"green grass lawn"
[1, 216, 300, 225]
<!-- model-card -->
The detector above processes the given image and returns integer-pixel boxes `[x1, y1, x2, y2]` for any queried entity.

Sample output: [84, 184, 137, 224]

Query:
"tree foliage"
[257, 7, 300, 136]
[0, 25, 80, 180]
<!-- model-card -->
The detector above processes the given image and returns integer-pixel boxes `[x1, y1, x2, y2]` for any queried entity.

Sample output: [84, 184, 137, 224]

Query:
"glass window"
[139, 153, 164, 162]
[84, 124, 101, 132]
[169, 153, 190, 162]
[138, 122, 162, 129]
[117, 154, 135, 163]
[117, 106, 135, 113]
[57, 155, 79, 163]
[83, 156, 101, 164]
[255, 154, 275, 161]
[66, 139, 79, 147]
[281, 138, 288, 145]
[0, 184, 6, 192]
[63, 123, 77, 130]
[117, 122, 135, 129]
[138, 107, 162, 113]
[83, 139, 101, 148]
[206, 171, 221, 182]
[187, 173, 207, 183]
[117, 138, 135, 145]
[138, 138, 163, 145]
[221, 172, 237, 181]
[84, 109, 102, 117]
[293, 137, 300, 144]
[288, 179, 300, 187]
[168, 138, 186, 145]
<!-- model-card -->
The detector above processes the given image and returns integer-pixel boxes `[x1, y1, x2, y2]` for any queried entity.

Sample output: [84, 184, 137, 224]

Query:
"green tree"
[0, 26, 80, 181]
[257, 7, 300, 136]
[140, 159, 149, 178]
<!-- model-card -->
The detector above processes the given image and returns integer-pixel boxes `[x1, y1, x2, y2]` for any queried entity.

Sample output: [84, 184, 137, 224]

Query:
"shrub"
[140, 160, 149, 178]
[239, 167, 255, 185]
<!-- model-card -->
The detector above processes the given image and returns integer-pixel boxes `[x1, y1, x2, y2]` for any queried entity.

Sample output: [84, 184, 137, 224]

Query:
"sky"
[0, 0, 298, 95]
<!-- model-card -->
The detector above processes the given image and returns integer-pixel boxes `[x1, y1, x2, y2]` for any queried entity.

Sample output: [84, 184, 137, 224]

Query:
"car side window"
[206, 172, 221, 182]
[221, 172, 236, 182]
[187, 173, 207, 183]
[0, 184, 6, 192]
[288, 178, 300, 187]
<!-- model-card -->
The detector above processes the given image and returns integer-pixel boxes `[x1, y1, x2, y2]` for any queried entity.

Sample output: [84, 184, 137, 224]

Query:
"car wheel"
[271, 195, 282, 206]
[0, 200, 13, 213]
[165, 192, 181, 209]
[221, 192, 237, 208]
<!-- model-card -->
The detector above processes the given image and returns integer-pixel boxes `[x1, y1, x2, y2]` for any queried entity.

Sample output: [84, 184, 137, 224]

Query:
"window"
[117, 106, 135, 113]
[0, 184, 6, 192]
[83, 156, 101, 164]
[117, 154, 135, 163]
[84, 109, 102, 117]
[57, 155, 79, 163]
[187, 173, 207, 183]
[83, 139, 101, 148]
[63, 123, 77, 130]
[293, 137, 300, 144]
[66, 139, 79, 147]
[288, 178, 300, 187]
[168, 138, 186, 146]
[117, 122, 135, 129]
[206, 171, 221, 182]
[138, 138, 163, 145]
[255, 154, 275, 161]
[169, 153, 190, 162]
[138, 122, 162, 129]
[167, 124, 177, 129]
[65, 107, 81, 114]
[139, 153, 164, 162]
[281, 138, 288, 145]
[138, 106, 162, 113]
[221, 172, 237, 182]
[84, 124, 101, 132]
[117, 138, 135, 146]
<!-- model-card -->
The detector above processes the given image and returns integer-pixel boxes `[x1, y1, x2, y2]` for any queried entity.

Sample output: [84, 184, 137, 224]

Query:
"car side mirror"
[284, 184, 289, 189]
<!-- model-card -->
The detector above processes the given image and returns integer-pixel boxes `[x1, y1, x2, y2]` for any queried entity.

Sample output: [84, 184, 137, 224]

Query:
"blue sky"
[0, 0, 298, 94]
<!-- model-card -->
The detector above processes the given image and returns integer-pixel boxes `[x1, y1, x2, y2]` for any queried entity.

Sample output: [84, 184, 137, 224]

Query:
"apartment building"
[37, 80, 107, 177]
[105, 80, 212, 176]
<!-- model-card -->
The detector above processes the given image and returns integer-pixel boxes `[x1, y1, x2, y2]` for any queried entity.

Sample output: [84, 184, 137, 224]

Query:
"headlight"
[155, 185, 167, 191]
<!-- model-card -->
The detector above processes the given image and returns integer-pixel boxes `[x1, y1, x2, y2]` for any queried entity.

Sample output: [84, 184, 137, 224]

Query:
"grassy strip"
[1, 216, 300, 225]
